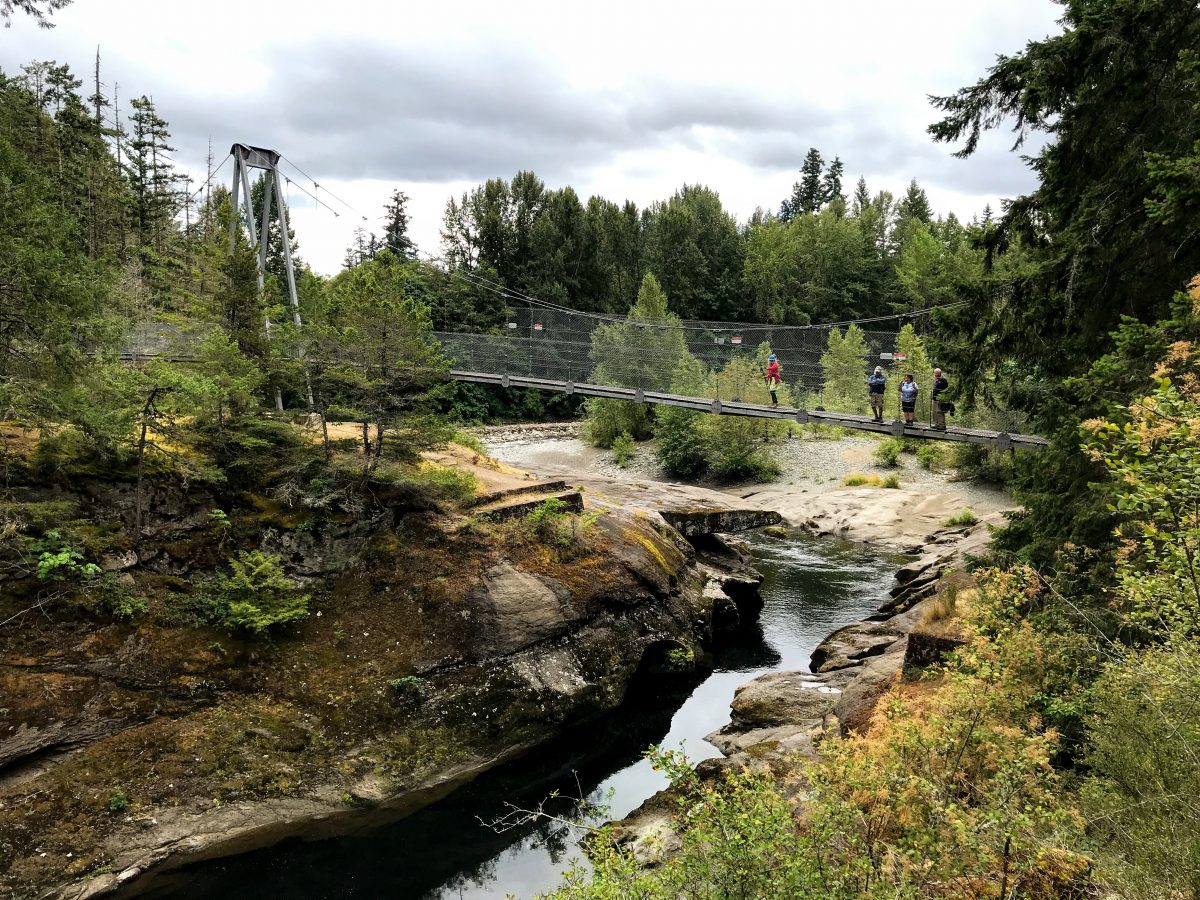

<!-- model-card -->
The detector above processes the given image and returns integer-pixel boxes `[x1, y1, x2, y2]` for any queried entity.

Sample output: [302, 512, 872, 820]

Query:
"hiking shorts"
[869, 395, 885, 412]
[901, 400, 916, 413]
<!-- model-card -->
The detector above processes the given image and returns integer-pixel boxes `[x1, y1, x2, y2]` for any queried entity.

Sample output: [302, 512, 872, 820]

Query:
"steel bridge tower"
[229, 143, 305, 409]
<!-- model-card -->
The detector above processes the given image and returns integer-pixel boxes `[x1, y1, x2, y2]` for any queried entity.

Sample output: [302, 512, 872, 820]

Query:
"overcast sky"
[4, 0, 1060, 275]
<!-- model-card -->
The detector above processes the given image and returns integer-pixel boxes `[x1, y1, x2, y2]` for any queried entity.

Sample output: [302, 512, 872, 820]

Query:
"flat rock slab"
[810, 620, 907, 672]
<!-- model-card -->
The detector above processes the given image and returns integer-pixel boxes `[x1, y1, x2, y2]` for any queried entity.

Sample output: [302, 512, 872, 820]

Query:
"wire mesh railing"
[435, 304, 916, 401]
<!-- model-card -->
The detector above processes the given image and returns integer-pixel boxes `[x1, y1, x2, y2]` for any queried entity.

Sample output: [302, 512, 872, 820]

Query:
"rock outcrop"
[0, 475, 775, 899]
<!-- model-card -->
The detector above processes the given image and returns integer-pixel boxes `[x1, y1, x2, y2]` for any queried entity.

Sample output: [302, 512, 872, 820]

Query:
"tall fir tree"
[382, 188, 416, 258]
[820, 156, 845, 207]
[124, 95, 176, 251]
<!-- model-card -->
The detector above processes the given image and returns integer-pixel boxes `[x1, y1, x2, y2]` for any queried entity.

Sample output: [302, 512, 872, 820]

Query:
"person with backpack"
[867, 366, 887, 422]
[931, 367, 949, 430]
[899, 373, 919, 427]
[764, 354, 782, 407]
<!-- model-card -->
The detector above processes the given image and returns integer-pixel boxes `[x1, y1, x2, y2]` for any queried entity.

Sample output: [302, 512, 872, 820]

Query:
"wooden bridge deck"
[451, 370, 1049, 451]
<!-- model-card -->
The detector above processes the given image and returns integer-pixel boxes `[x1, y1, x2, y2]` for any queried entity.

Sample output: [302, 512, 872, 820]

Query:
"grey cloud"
[55, 34, 1038, 206]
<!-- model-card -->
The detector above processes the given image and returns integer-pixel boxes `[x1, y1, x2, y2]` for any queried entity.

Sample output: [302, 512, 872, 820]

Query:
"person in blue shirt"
[899, 373, 919, 427]
[867, 366, 887, 422]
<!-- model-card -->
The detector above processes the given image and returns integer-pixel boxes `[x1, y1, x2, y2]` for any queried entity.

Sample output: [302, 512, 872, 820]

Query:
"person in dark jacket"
[867, 366, 886, 422]
[931, 367, 949, 430]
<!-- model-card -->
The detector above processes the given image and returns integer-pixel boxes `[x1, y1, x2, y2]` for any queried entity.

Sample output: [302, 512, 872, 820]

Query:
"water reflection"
[144, 532, 899, 900]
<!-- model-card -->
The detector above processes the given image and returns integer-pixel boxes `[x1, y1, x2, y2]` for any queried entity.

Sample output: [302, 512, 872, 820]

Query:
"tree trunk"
[134, 390, 158, 536]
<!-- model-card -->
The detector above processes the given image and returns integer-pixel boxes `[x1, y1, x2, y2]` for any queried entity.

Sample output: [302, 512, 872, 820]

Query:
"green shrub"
[85, 574, 148, 620]
[583, 399, 651, 448]
[611, 431, 636, 468]
[873, 437, 904, 467]
[665, 647, 695, 671]
[197, 551, 309, 636]
[523, 498, 598, 560]
[388, 675, 430, 706]
[944, 508, 979, 527]
[882, 473, 901, 489]
[916, 442, 947, 470]
[656, 409, 707, 478]
[451, 429, 487, 454]
[31, 529, 101, 581]
[108, 789, 129, 813]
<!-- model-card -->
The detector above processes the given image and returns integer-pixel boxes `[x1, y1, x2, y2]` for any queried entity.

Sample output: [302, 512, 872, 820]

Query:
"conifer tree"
[819, 323, 870, 413]
[821, 156, 845, 208]
[382, 188, 416, 258]
[896, 178, 932, 226]
[851, 176, 871, 218]
[124, 95, 176, 251]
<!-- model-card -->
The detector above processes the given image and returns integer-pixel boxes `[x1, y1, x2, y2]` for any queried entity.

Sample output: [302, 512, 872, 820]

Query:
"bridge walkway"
[451, 370, 1049, 451]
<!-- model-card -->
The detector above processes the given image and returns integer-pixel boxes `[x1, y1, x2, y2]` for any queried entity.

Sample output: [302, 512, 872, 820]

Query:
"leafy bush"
[611, 431, 636, 468]
[656, 407, 707, 479]
[196, 551, 309, 636]
[86, 574, 148, 620]
[388, 675, 430, 706]
[664, 647, 695, 671]
[31, 529, 101, 580]
[523, 498, 598, 560]
[916, 442, 947, 470]
[451, 429, 487, 455]
[881, 473, 901, 489]
[582, 399, 651, 448]
[944, 507, 979, 527]
[107, 789, 129, 813]
[872, 437, 904, 467]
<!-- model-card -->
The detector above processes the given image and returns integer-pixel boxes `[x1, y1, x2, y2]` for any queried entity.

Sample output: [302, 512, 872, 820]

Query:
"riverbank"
[606, 492, 998, 864]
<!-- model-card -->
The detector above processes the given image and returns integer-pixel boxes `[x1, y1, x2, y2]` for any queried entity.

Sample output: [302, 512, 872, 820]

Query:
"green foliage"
[1084, 373, 1200, 639]
[818, 324, 869, 413]
[450, 429, 487, 455]
[610, 431, 635, 468]
[32, 529, 100, 580]
[197, 551, 308, 636]
[1082, 642, 1200, 897]
[107, 789, 129, 814]
[944, 508, 979, 527]
[872, 437, 904, 467]
[663, 647, 694, 671]
[881, 473, 900, 489]
[400, 463, 477, 507]
[522, 498, 598, 560]
[582, 399, 650, 449]
[388, 675, 430, 706]
[916, 442, 947, 470]
[585, 274, 687, 448]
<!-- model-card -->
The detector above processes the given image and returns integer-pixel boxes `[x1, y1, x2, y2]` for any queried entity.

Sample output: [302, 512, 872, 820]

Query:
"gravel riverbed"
[478, 421, 1013, 519]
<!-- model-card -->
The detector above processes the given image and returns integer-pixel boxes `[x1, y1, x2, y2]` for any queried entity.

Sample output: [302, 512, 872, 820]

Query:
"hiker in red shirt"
[764, 354, 782, 407]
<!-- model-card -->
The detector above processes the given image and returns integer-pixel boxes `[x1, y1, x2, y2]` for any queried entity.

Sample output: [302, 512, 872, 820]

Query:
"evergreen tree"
[583, 273, 685, 447]
[124, 95, 176, 251]
[820, 156, 845, 207]
[818, 324, 870, 413]
[797, 147, 824, 214]
[382, 188, 416, 259]
[850, 176, 870, 218]
[896, 179, 932, 225]
[1, 0, 70, 28]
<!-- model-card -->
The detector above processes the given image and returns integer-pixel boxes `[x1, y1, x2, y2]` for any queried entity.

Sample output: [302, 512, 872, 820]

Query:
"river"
[148, 530, 901, 899]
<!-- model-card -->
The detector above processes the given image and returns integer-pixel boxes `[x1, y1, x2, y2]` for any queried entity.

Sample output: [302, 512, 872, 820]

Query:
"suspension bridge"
[143, 143, 1049, 452]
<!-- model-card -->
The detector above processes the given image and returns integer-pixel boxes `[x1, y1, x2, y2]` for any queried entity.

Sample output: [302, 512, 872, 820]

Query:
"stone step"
[468, 479, 571, 508]
[472, 490, 584, 521]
